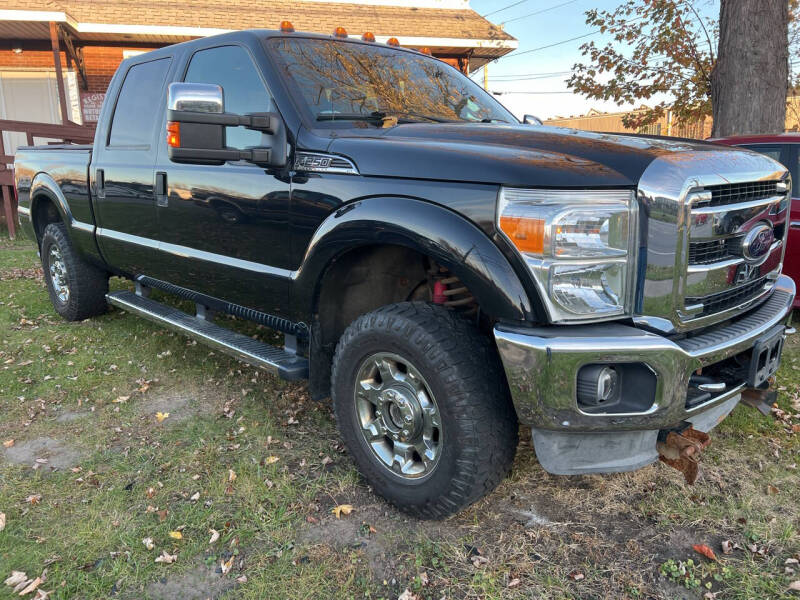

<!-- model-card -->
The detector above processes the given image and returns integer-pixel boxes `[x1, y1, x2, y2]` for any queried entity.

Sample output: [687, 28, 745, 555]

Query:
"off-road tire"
[41, 222, 108, 321]
[331, 302, 518, 519]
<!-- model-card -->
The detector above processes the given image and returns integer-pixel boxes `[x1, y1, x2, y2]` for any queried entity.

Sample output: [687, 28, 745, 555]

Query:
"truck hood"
[324, 123, 740, 188]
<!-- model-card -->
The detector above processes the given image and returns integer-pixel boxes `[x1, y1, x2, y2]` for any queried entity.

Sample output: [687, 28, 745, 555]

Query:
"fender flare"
[29, 172, 75, 239]
[291, 196, 534, 322]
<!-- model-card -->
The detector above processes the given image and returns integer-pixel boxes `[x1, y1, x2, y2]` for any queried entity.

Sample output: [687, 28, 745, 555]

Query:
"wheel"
[40, 222, 108, 321]
[331, 302, 518, 519]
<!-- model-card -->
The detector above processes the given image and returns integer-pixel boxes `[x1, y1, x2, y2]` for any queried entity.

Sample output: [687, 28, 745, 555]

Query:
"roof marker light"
[386, 37, 400, 46]
[362, 31, 375, 42]
[280, 20, 294, 33]
[420, 47, 432, 55]
[333, 26, 348, 38]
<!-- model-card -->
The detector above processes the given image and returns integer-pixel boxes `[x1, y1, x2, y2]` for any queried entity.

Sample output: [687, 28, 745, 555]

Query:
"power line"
[481, 0, 529, 18]
[491, 90, 576, 95]
[501, 30, 600, 58]
[500, 0, 581, 25]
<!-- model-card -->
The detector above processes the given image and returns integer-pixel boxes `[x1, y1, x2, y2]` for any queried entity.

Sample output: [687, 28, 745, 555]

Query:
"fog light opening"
[577, 364, 619, 407]
[576, 362, 657, 414]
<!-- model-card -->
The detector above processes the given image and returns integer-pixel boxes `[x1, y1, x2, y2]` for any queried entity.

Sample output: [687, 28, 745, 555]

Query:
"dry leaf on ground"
[693, 544, 717, 561]
[142, 537, 154, 550]
[155, 412, 169, 423]
[168, 531, 182, 540]
[209, 529, 220, 545]
[3, 439, 13, 448]
[0, 512, 5, 532]
[154, 551, 176, 564]
[331, 504, 353, 518]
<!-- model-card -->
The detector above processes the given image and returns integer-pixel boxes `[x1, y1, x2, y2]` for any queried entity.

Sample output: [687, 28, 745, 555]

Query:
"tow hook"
[656, 426, 711, 484]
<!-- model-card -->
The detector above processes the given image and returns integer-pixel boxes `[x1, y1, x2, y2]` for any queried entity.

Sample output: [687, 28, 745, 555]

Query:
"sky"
[468, 0, 719, 120]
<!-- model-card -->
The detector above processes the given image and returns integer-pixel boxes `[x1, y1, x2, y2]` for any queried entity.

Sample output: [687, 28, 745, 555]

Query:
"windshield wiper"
[315, 110, 455, 124]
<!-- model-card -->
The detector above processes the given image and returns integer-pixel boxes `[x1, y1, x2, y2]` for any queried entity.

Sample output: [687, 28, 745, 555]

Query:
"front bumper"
[494, 274, 795, 433]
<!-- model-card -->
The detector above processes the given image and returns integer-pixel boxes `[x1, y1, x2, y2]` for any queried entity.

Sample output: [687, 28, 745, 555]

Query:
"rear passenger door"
[93, 56, 173, 275]
[153, 44, 291, 314]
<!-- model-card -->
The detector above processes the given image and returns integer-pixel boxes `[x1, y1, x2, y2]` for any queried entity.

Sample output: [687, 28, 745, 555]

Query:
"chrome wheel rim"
[354, 352, 442, 479]
[48, 245, 70, 303]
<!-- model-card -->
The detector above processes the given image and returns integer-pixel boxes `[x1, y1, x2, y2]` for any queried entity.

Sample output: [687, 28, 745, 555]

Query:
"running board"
[106, 290, 308, 380]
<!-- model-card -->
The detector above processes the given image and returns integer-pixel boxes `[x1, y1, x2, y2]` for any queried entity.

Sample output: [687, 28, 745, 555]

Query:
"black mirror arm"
[166, 109, 282, 134]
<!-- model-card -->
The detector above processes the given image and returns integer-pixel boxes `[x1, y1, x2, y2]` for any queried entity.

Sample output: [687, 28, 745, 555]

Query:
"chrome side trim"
[791, 220, 800, 229]
[96, 227, 296, 279]
[494, 274, 795, 431]
[72, 220, 94, 233]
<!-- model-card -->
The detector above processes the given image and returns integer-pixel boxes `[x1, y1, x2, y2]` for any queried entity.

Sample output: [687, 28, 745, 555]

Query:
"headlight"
[498, 188, 637, 322]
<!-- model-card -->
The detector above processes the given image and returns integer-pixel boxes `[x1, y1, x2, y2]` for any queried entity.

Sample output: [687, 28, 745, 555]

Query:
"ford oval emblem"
[741, 223, 775, 263]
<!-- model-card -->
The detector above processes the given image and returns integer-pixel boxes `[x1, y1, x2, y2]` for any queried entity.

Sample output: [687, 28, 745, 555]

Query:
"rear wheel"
[331, 302, 518, 519]
[41, 222, 108, 321]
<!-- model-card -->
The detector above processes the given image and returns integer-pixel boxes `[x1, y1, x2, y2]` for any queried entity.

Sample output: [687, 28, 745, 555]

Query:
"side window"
[184, 45, 273, 150]
[741, 144, 783, 165]
[109, 58, 171, 147]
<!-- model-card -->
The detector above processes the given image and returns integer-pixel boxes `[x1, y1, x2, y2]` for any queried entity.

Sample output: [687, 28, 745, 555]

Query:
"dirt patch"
[145, 563, 237, 600]
[55, 409, 91, 423]
[2, 436, 84, 470]
[135, 387, 220, 423]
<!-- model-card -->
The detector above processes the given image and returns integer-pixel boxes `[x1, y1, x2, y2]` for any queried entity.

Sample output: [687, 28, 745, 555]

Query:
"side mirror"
[523, 114, 543, 126]
[166, 82, 287, 168]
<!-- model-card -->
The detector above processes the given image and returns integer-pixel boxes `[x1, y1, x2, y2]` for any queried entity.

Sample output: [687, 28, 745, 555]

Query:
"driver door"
[154, 44, 292, 314]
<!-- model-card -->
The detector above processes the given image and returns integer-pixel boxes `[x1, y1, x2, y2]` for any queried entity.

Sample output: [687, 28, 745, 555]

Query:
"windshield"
[267, 37, 517, 125]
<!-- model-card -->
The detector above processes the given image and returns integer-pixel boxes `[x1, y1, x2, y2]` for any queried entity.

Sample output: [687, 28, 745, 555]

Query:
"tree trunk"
[711, 0, 789, 137]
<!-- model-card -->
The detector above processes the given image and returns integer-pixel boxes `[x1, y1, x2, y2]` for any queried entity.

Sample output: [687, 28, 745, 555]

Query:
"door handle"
[95, 168, 105, 200]
[155, 171, 168, 207]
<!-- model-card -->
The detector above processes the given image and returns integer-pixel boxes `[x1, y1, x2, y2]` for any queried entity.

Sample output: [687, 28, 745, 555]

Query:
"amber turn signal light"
[280, 20, 295, 33]
[420, 47, 432, 55]
[166, 121, 180, 148]
[498, 215, 545, 254]
[361, 31, 375, 42]
[387, 37, 400, 46]
[333, 26, 348, 38]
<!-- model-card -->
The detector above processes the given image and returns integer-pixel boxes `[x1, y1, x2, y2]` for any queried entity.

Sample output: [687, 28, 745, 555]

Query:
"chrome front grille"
[698, 180, 782, 208]
[637, 147, 790, 333]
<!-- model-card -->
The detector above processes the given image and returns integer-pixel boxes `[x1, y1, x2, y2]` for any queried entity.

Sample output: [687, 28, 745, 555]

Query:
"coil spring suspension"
[430, 266, 478, 316]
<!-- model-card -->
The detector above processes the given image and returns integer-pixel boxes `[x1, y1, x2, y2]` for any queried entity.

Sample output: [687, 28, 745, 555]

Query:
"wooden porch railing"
[1, 119, 95, 239]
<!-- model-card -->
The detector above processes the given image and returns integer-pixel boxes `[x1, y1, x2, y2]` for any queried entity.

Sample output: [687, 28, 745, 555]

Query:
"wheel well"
[31, 195, 62, 247]
[309, 244, 483, 400]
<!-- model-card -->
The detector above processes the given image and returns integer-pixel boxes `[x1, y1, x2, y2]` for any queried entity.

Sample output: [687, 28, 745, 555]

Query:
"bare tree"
[711, 0, 789, 136]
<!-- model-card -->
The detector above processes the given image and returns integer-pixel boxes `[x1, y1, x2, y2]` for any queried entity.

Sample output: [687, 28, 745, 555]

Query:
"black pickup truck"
[14, 28, 796, 519]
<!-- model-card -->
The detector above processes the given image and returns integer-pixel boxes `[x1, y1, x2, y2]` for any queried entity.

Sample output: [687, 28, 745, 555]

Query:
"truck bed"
[14, 144, 94, 229]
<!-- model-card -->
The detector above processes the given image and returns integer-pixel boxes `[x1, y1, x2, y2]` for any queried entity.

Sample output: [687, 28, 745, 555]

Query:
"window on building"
[184, 45, 274, 150]
[108, 58, 171, 147]
[637, 123, 661, 136]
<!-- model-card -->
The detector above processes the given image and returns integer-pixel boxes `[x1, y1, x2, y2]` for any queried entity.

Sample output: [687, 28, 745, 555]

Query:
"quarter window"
[109, 58, 171, 147]
[184, 45, 273, 150]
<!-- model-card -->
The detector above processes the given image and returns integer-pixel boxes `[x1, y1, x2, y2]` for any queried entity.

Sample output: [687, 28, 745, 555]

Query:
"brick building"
[0, 0, 516, 153]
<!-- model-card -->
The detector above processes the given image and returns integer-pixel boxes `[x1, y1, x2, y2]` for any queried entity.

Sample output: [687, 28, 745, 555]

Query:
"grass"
[1, 231, 799, 599]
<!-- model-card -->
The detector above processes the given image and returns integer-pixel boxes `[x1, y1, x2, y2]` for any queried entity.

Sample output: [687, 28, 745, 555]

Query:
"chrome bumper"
[494, 274, 795, 432]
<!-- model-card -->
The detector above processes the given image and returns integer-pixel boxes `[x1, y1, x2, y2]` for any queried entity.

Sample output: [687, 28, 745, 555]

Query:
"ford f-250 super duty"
[14, 27, 796, 519]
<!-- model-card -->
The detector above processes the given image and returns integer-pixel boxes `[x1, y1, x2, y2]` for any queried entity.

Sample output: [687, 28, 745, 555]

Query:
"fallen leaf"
[4, 572, 27, 587]
[3, 439, 13, 448]
[721, 540, 734, 554]
[142, 537, 154, 550]
[220, 555, 234, 575]
[236, 575, 247, 584]
[146, 487, 156, 499]
[767, 484, 780, 495]
[26, 495, 41, 505]
[264, 456, 279, 465]
[787, 558, 800, 565]
[398, 590, 418, 600]
[155, 412, 169, 423]
[693, 544, 717, 561]
[157, 509, 168, 522]
[0, 512, 5, 532]
[228, 469, 237, 483]
[112, 395, 129, 404]
[331, 504, 354, 519]
[305, 515, 318, 524]
[790, 581, 800, 591]
[208, 529, 220, 545]
[154, 551, 177, 564]
[190, 492, 200, 502]
[19, 577, 42, 596]
[568, 570, 585, 581]
[471, 555, 489, 567]
[508, 577, 521, 588]
[33, 590, 50, 600]
[168, 531, 182, 540]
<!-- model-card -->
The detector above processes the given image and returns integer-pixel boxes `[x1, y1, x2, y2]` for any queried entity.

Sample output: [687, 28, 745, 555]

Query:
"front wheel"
[331, 302, 518, 519]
